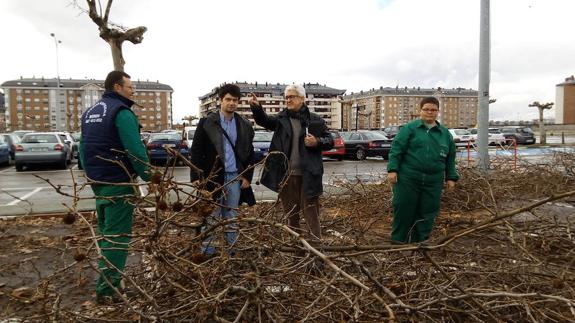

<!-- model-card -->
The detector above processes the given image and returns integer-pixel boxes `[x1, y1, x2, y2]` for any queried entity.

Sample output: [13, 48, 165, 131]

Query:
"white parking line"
[4, 187, 43, 206]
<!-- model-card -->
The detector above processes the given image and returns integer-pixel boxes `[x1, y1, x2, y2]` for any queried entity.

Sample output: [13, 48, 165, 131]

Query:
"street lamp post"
[50, 33, 64, 131]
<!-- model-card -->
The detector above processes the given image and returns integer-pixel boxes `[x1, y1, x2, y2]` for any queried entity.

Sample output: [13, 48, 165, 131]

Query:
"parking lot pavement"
[0, 145, 572, 217]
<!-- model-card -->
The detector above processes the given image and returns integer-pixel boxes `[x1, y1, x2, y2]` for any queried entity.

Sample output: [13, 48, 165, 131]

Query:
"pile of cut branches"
[1, 152, 575, 322]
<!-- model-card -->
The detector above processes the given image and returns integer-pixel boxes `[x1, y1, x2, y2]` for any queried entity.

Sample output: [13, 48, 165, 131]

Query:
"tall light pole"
[477, 0, 491, 172]
[50, 33, 65, 131]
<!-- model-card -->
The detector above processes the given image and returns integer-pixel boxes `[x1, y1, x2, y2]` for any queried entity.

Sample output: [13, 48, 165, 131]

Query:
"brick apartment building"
[341, 86, 479, 130]
[556, 75, 575, 124]
[1, 77, 173, 132]
[199, 82, 345, 130]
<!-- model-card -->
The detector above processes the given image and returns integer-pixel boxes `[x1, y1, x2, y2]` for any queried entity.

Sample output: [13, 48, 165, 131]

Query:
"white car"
[448, 129, 473, 147]
[468, 128, 506, 146]
[488, 128, 507, 145]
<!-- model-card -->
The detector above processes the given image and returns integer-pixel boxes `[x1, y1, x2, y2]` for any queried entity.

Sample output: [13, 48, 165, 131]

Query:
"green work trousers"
[92, 185, 136, 297]
[391, 173, 443, 243]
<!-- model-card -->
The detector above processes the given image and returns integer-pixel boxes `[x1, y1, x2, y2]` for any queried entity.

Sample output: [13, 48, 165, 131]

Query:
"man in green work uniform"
[80, 71, 152, 304]
[387, 97, 459, 244]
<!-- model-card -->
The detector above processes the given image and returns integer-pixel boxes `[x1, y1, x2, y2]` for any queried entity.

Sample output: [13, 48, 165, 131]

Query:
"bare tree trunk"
[109, 39, 125, 71]
[529, 101, 553, 145]
[539, 107, 546, 145]
[83, 0, 146, 72]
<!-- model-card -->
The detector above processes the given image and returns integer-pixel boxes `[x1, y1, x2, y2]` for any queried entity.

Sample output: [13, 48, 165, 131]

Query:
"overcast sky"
[1, 0, 573, 122]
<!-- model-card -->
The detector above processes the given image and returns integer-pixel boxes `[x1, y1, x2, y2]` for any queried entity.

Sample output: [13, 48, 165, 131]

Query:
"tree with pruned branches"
[75, 0, 147, 71]
[529, 101, 554, 144]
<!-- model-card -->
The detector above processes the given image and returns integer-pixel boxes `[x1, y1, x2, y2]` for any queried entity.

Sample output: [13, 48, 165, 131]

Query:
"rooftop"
[1, 77, 173, 91]
[342, 86, 478, 100]
[199, 82, 346, 100]
[557, 75, 575, 86]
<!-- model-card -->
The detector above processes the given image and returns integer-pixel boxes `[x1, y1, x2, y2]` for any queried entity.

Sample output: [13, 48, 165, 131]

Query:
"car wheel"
[15, 162, 24, 172]
[355, 148, 366, 160]
[337, 156, 344, 161]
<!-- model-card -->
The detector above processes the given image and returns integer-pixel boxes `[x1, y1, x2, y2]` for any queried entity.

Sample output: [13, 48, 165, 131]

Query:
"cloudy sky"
[1, 0, 573, 122]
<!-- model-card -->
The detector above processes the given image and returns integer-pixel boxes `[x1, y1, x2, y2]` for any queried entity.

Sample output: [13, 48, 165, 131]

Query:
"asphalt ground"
[1, 137, 573, 217]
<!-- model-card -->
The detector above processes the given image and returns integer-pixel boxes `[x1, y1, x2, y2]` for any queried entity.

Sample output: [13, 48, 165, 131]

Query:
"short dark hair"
[104, 71, 131, 91]
[218, 84, 242, 99]
[420, 97, 440, 109]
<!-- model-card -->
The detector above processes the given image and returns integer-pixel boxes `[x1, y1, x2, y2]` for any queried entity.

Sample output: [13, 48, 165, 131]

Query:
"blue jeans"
[202, 172, 241, 255]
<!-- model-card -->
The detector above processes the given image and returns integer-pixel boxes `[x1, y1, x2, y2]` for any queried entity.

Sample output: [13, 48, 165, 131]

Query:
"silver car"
[15, 132, 73, 171]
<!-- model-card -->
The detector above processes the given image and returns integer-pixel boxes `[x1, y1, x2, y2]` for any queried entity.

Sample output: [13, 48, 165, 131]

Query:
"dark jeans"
[279, 175, 322, 240]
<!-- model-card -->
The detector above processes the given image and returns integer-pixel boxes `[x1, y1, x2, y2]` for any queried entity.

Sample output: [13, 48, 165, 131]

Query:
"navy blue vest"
[81, 90, 137, 183]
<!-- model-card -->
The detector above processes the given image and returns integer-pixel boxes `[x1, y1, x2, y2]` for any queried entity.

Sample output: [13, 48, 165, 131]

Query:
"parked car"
[448, 128, 473, 147]
[15, 132, 73, 171]
[59, 132, 79, 159]
[0, 133, 21, 162]
[487, 128, 507, 145]
[0, 136, 10, 167]
[340, 130, 392, 160]
[253, 131, 273, 163]
[146, 132, 189, 165]
[322, 130, 345, 161]
[185, 128, 196, 149]
[382, 125, 404, 139]
[468, 128, 506, 146]
[499, 126, 536, 145]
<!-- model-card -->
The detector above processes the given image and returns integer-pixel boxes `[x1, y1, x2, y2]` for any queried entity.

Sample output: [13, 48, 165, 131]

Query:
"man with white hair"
[249, 84, 333, 241]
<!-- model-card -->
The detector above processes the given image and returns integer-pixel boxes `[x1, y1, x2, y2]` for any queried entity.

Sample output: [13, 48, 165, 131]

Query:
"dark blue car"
[146, 132, 189, 165]
[0, 136, 10, 166]
[253, 131, 273, 163]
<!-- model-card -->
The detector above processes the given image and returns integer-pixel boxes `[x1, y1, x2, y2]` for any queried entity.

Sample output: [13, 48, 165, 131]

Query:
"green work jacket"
[387, 119, 459, 183]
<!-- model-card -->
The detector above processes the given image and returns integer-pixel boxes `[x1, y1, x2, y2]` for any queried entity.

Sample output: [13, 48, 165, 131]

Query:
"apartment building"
[341, 86, 479, 130]
[199, 82, 345, 130]
[1, 77, 173, 132]
[0, 92, 5, 132]
[556, 75, 575, 124]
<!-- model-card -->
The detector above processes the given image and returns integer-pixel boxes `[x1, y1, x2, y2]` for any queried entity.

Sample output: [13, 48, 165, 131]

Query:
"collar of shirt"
[219, 111, 235, 125]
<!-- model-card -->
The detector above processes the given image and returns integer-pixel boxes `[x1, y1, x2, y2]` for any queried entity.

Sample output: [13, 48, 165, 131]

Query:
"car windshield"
[329, 132, 341, 139]
[469, 129, 478, 134]
[149, 133, 181, 141]
[363, 131, 388, 140]
[489, 128, 501, 134]
[521, 127, 534, 134]
[340, 132, 352, 140]
[187, 130, 195, 139]
[453, 129, 471, 135]
[22, 134, 58, 143]
[501, 128, 517, 134]
[254, 132, 273, 142]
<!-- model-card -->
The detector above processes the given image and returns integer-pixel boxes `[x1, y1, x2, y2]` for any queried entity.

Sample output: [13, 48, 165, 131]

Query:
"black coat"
[190, 111, 256, 206]
[250, 104, 333, 198]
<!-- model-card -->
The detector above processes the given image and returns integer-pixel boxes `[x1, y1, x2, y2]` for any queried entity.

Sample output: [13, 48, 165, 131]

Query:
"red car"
[322, 131, 345, 161]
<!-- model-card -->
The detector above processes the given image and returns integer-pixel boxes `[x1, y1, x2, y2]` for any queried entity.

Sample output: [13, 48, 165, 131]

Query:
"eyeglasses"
[285, 95, 301, 100]
[421, 108, 439, 112]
